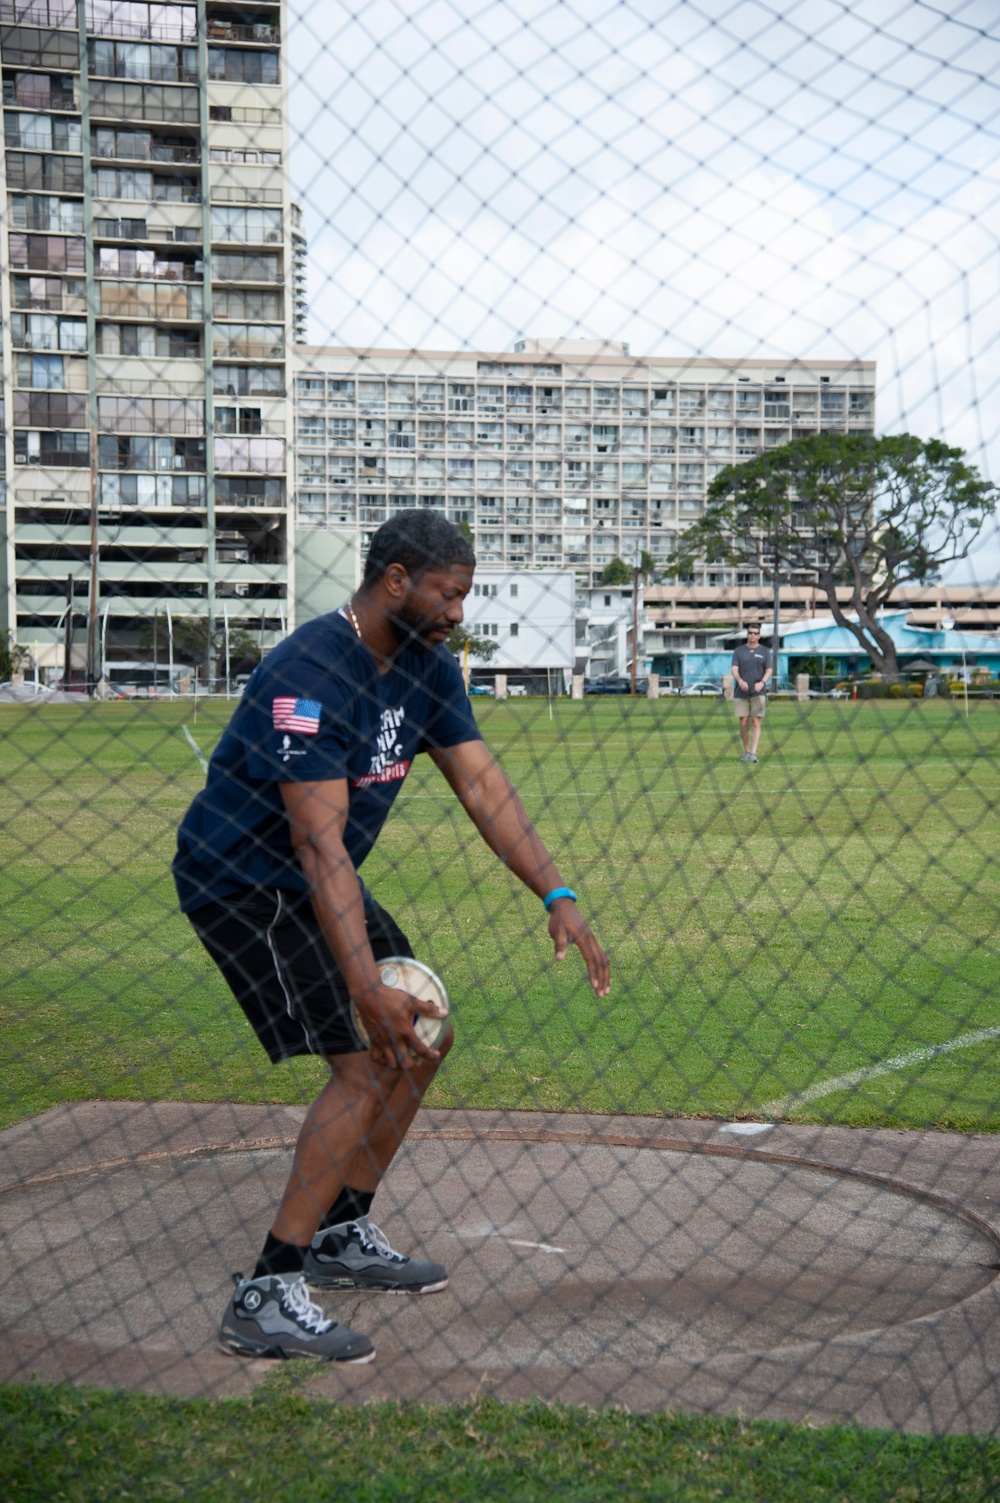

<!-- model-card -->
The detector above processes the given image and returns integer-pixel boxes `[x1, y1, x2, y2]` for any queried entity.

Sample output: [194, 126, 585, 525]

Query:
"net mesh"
[2, 1, 1000, 1498]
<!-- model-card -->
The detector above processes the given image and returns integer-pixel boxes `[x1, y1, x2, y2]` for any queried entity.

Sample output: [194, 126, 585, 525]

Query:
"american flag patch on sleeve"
[272, 697, 322, 734]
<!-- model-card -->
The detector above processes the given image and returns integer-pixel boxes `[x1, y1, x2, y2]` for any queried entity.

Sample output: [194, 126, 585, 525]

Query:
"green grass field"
[2, 695, 999, 1499]
[3, 1380, 999, 1503]
[1, 694, 998, 1133]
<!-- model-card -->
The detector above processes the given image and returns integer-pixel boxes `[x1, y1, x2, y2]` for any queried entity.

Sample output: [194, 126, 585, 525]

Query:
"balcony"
[87, 13, 197, 42]
[93, 140, 200, 164]
[208, 105, 281, 126]
[0, 0, 75, 23]
[98, 377, 204, 398]
[90, 89, 200, 126]
[5, 130, 82, 152]
[97, 262, 202, 282]
[212, 340, 284, 360]
[206, 19, 279, 43]
[98, 416, 205, 435]
[92, 60, 200, 84]
[215, 417, 284, 436]
[213, 266, 284, 284]
[14, 451, 89, 467]
[210, 185, 283, 205]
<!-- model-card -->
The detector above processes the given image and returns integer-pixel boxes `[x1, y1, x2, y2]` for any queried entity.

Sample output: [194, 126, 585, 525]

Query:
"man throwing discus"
[174, 512, 610, 1364]
[731, 623, 772, 764]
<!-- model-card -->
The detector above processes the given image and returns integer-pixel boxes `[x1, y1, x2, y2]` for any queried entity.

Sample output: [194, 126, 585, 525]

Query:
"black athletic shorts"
[188, 885, 413, 1063]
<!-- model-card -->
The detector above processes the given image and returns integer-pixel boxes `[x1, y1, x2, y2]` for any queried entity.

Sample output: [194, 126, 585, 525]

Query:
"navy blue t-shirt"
[173, 610, 481, 913]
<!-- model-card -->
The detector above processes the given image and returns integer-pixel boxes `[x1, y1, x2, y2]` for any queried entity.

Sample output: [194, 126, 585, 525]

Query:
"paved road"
[1, 1101, 999, 1432]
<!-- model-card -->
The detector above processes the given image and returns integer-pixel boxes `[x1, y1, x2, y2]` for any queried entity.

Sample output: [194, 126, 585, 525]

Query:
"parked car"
[468, 684, 494, 696]
[584, 675, 649, 695]
[679, 681, 723, 697]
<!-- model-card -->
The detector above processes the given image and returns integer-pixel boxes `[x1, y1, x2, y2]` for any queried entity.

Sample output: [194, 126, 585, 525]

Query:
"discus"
[351, 957, 450, 1052]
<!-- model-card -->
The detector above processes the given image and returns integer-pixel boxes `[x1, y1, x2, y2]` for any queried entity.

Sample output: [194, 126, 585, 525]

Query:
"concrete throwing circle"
[1, 1124, 996, 1415]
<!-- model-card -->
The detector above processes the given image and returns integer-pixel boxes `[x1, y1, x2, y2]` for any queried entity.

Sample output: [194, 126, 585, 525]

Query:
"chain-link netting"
[2, 1, 1000, 1499]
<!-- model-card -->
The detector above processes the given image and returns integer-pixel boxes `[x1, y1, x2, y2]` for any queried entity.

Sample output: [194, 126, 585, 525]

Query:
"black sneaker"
[303, 1216, 448, 1294]
[219, 1272, 375, 1362]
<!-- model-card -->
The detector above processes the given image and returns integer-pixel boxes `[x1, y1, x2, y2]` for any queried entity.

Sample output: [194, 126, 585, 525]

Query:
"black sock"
[318, 1186, 375, 1232]
[253, 1231, 308, 1280]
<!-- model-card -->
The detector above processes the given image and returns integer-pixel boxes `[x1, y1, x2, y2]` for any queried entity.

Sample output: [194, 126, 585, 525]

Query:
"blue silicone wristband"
[543, 887, 578, 911]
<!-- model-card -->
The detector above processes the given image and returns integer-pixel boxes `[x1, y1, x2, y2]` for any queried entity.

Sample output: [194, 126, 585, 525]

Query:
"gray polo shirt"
[732, 643, 771, 698]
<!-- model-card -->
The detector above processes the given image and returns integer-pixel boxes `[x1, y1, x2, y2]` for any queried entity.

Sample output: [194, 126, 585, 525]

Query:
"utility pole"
[771, 529, 782, 690]
[63, 574, 75, 687]
[86, 427, 100, 694]
[629, 544, 642, 695]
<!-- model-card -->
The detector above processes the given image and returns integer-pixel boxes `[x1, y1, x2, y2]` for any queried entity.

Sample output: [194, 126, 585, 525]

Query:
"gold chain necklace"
[345, 600, 363, 640]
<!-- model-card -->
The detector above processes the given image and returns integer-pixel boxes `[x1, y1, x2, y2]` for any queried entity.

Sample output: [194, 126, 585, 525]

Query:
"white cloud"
[287, 0, 1000, 578]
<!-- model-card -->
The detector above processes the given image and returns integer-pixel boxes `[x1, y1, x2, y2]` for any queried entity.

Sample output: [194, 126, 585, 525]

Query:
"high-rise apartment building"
[1, 0, 294, 685]
[293, 341, 875, 587]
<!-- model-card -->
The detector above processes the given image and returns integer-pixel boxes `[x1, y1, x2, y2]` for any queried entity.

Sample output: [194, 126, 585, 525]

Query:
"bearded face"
[387, 565, 472, 655]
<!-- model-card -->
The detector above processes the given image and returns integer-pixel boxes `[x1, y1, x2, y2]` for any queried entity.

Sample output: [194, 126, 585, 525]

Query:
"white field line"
[452, 1227, 566, 1254]
[762, 1026, 1000, 1118]
[405, 786, 998, 801]
[181, 723, 208, 773]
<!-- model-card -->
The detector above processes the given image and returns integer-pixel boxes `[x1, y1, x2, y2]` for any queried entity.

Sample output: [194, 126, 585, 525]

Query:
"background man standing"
[174, 512, 610, 1365]
[731, 624, 772, 763]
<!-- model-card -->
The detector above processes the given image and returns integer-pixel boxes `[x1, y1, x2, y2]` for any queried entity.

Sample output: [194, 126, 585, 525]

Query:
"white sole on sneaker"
[219, 1334, 376, 1364]
[308, 1274, 449, 1295]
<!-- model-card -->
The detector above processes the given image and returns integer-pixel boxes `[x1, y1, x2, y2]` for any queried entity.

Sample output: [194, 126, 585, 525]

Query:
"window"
[510, 622, 519, 636]
[87, 2, 197, 41]
[10, 195, 83, 232]
[210, 207, 282, 244]
[89, 39, 197, 82]
[215, 365, 283, 397]
[510, 583, 518, 597]
[214, 436, 285, 472]
[208, 47, 278, 84]
[9, 235, 85, 273]
[11, 312, 86, 350]
[388, 420, 415, 448]
[16, 352, 64, 387]
[13, 391, 86, 427]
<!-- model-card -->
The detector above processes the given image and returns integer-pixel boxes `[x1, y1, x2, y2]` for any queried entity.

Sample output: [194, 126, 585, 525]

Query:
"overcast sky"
[287, 0, 1000, 582]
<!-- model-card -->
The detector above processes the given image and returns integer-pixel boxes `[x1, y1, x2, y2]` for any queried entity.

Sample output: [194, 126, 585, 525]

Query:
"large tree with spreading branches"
[672, 433, 996, 678]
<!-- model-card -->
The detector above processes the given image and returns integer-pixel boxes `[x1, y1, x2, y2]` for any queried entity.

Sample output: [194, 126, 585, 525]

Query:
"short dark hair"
[746, 623, 762, 634]
[362, 511, 476, 586]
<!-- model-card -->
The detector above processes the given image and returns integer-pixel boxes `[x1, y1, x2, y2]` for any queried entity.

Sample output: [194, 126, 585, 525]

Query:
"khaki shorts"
[734, 694, 767, 719]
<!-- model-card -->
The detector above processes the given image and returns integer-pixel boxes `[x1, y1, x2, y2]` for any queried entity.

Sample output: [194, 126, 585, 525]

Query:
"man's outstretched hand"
[548, 898, 611, 998]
